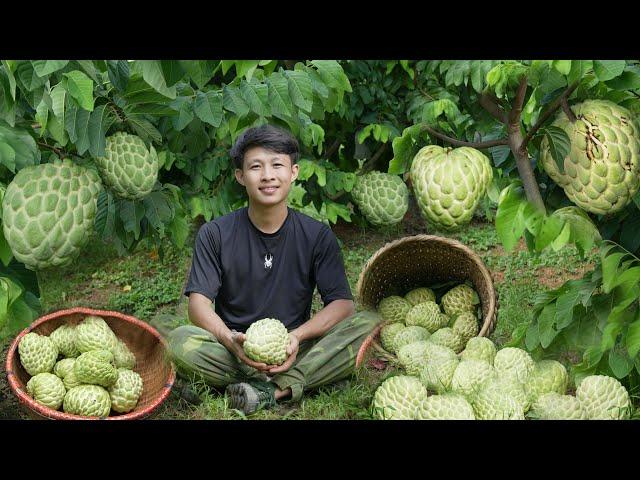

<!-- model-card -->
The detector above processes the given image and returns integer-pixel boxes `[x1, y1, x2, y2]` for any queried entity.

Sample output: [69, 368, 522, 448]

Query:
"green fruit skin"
[18, 333, 59, 376]
[96, 132, 159, 200]
[63, 385, 112, 417]
[75, 316, 118, 354]
[411, 145, 493, 231]
[540, 100, 640, 215]
[373, 375, 428, 420]
[377, 296, 411, 324]
[405, 301, 445, 333]
[380, 322, 406, 353]
[1, 160, 102, 270]
[74, 349, 118, 388]
[576, 375, 632, 420]
[109, 368, 144, 413]
[351, 171, 409, 226]
[441, 285, 477, 317]
[243, 318, 290, 365]
[50, 324, 80, 358]
[27, 373, 66, 410]
[404, 287, 436, 306]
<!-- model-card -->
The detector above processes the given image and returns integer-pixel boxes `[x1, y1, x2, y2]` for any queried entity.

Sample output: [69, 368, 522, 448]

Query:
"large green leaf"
[63, 70, 95, 111]
[15, 61, 47, 92]
[107, 60, 130, 92]
[593, 60, 626, 82]
[32, 60, 69, 77]
[542, 126, 570, 174]
[124, 74, 176, 104]
[388, 123, 423, 175]
[50, 83, 67, 125]
[141, 61, 177, 99]
[285, 70, 313, 113]
[120, 200, 146, 239]
[180, 60, 218, 89]
[626, 314, 640, 358]
[127, 116, 162, 144]
[223, 85, 250, 117]
[310, 60, 352, 92]
[0, 121, 41, 171]
[143, 190, 173, 235]
[160, 60, 185, 87]
[65, 105, 91, 154]
[1, 60, 16, 100]
[495, 184, 527, 252]
[608, 349, 634, 379]
[95, 190, 117, 239]
[194, 91, 223, 127]
[239, 82, 269, 117]
[88, 105, 113, 158]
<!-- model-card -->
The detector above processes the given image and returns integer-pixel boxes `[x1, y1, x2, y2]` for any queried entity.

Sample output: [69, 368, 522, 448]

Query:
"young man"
[167, 124, 379, 415]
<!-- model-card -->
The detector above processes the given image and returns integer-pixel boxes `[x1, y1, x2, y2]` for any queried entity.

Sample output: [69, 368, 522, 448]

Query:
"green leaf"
[180, 60, 218, 89]
[593, 60, 626, 82]
[95, 190, 117, 239]
[127, 116, 162, 144]
[2, 60, 16, 100]
[223, 85, 250, 117]
[608, 349, 634, 379]
[601, 320, 624, 350]
[32, 60, 69, 77]
[538, 303, 559, 348]
[534, 214, 564, 251]
[63, 70, 94, 111]
[285, 70, 313, 112]
[568, 60, 592, 85]
[124, 74, 176, 105]
[160, 60, 185, 87]
[65, 105, 91, 155]
[50, 83, 67, 125]
[0, 228, 13, 267]
[525, 322, 540, 350]
[16, 61, 47, 92]
[0, 142, 16, 172]
[550, 220, 571, 251]
[0, 121, 41, 170]
[602, 250, 627, 294]
[543, 126, 570, 174]
[388, 123, 423, 175]
[495, 184, 527, 251]
[324, 202, 351, 224]
[75, 60, 102, 85]
[120, 200, 146, 240]
[107, 60, 130, 92]
[239, 82, 269, 117]
[88, 105, 113, 158]
[552, 60, 572, 76]
[141, 61, 177, 99]
[606, 66, 640, 90]
[35, 97, 48, 136]
[194, 91, 224, 127]
[626, 316, 640, 358]
[310, 60, 352, 92]
[170, 97, 194, 131]
[143, 191, 173, 235]
[234, 60, 260, 81]
[267, 73, 293, 119]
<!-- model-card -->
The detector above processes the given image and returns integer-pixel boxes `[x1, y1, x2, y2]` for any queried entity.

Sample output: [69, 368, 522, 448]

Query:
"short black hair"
[229, 124, 300, 169]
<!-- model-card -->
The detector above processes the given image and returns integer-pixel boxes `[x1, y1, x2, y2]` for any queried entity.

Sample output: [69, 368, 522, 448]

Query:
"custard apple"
[243, 318, 290, 365]
[62, 368, 83, 390]
[404, 287, 436, 306]
[379, 322, 405, 353]
[460, 337, 497, 365]
[26, 372, 66, 410]
[486, 375, 531, 413]
[418, 393, 475, 420]
[2, 160, 102, 270]
[113, 339, 136, 369]
[95, 132, 159, 200]
[529, 392, 587, 420]
[441, 284, 478, 317]
[429, 327, 465, 353]
[74, 349, 118, 388]
[109, 368, 144, 413]
[377, 296, 411, 323]
[419, 353, 459, 393]
[63, 385, 111, 417]
[75, 316, 118, 354]
[53, 358, 76, 379]
[372, 375, 428, 420]
[472, 381, 525, 420]
[540, 99, 640, 215]
[405, 301, 446, 332]
[450, 359, 496, 398]
[18, 332, 58, 376]
[451, 312, 479, 345]
[493, 347, 535, 384]
[397, 340, 432, 376]
[525, 360, 568, 404]
[575, 375, 632, 420]
[423, 342, 458, 363]
[410, 145, 493, 230]
[351, 171, 409, 226]
[392, 326, 431, 352]
[49, 324, 79, 358]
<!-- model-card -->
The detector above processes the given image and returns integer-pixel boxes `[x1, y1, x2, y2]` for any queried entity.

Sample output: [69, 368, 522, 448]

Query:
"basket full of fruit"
[6, 307, 175, 420]
[355, 234, 497, 368]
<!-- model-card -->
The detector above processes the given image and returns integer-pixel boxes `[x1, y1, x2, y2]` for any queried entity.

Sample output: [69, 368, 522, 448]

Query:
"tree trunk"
[507, 124, 546, 212]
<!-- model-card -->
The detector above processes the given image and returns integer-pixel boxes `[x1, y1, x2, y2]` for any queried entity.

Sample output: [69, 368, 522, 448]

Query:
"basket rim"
[6, 307, 176, 421]
[355, 234, 497, 337]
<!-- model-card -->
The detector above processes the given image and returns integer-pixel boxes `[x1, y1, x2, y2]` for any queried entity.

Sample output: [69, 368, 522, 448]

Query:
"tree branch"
[423, 126, 508, 148]
[362, 144, 389, 173]
[509, 75, 528, 124]
[521, 80, 579, 149]
[479, 92, 508, 123]
[325, 138, 342, 159]
[37, 141, 65, 159]
[561, 97, 577, 123]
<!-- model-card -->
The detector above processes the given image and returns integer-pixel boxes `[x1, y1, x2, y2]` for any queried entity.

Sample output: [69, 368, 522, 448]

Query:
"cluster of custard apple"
[372, 334, 632, 420]
[1, 132, 158, 271]
[243, 318, 291, 366]
[18, 315, 143, 417]
[377, 284, 481, 358]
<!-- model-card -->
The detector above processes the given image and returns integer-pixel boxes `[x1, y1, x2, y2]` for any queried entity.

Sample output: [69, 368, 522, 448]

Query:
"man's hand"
[267, 332, 300, 374]
[223, 331, 274, 372]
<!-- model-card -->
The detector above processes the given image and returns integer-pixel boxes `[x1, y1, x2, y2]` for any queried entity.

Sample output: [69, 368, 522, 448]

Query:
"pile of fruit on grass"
[370, 285, 632, 420]
[18, 316, 143, 417]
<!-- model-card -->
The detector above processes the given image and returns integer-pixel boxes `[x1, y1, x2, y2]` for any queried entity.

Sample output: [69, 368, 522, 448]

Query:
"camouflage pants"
[167, 311, 380, 402]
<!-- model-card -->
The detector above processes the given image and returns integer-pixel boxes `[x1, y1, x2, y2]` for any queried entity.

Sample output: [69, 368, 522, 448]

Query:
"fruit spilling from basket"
[371, 284, 632, 420]
[18, 315, 143, 417]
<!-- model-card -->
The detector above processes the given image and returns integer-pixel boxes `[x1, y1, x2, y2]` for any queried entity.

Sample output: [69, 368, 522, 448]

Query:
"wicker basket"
[355, 234, 498, 368]
[6, 307, 175, 420]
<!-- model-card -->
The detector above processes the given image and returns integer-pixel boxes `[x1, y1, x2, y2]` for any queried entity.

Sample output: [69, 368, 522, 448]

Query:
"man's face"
[235, 146, 299, 207]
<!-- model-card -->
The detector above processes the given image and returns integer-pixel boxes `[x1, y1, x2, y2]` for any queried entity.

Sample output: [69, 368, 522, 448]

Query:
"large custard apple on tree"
[0, 60, 353, 338]
[387, 60, 640, 391]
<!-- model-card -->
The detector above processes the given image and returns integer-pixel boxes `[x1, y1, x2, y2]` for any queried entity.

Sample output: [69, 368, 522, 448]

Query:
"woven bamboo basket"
[355, 234, 498, 368]
[6, 307, 175, 420]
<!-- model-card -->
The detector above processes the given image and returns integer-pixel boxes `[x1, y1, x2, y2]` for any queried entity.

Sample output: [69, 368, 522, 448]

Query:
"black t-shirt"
[184, 207, 353, 332]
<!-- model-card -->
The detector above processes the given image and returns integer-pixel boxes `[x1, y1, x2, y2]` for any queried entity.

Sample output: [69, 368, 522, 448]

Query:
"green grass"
[3, 218, 599, 420]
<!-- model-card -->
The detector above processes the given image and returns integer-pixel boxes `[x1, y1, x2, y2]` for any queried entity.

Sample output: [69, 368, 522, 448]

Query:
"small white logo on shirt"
[264, 253, 273, 270]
